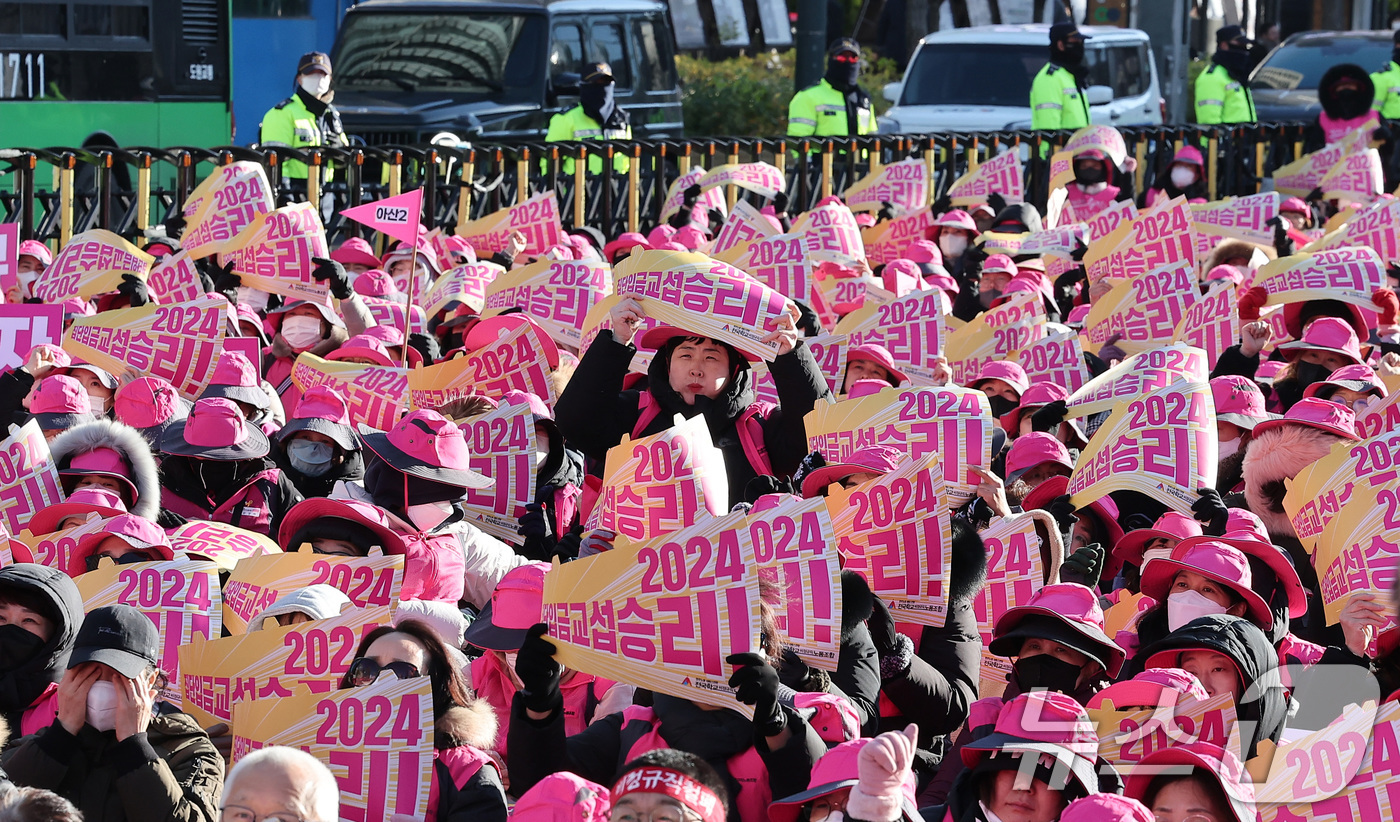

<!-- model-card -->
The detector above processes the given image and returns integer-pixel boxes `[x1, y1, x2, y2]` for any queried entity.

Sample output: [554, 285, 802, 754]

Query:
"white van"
[879, 24, 1163, 134]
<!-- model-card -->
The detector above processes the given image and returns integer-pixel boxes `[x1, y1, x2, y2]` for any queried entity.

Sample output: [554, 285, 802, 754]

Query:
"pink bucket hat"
[1004, 431, 1073, 485]
[72, 513, 173, 575]
[1251, 396, 1361, 441]
[28, 486, 128, 536]
[462, 561, 551, 651]
[1021, 474, 1126, 548]
[982, 253, 1017, 277]
[1176, 530, 1307, 618]
[846, 378, 893, 399]
[603, 232, 650, 263]
[328, 334, 396, 368]
[277, 384, 358, 451]
[882, 259, 926, 297]
[1277, 316, 1364, 365]
[1254, 360, 1287, 384]
[512, 772, 611, 822]
[160, 397, 270, 461]
[929, 209, 977, 233]
[352, 268, 400, 299]
[114, 376, 188, 439]
[646, 224, 677, 247]
[18, 239, 53, 267]
[1304, 363, 1388, 400]
[1205, 264, 1244, 285]
[330, 237, 382, 270]
[440, 234, 476, 267]
[1283, 301, 1370, 342]
[902, 240, 943, 266]
[1123, 742, 1256, 822]
[359, 324, 424, 367]
[201, 350, 268, 409]
[1210, 375, 1273, 429]
[1280, 196, 1310, 215]
[1060, 795, 1153, 822]
[770, 736, 920, 822]
[970, 361, 1031, 396]
[61, 298, 94, 318]
[1139, 540, 1274, 629]
[960, 691, 1104, 795]
[30, 375, 94, 429]
[1113, 511, 1204, 567]
[846, 344, 909, 386]
[463, 314, 561, 370]
[59, 447, 138, 504]
[800, 444, 904, 498]
[499, 389, 555, 421]
[673, 224, 708, 251]
[1065, 304, 1092, 328]
[1086, 667, 1210, 710]
[277, 496, 407, 555]
[359, 409, 493, 489]
[990, 583, 1126, 676]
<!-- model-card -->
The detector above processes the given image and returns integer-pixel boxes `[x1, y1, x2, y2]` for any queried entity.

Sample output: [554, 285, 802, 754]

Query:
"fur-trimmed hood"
[48, 418, 161, 519]
[1242, 423, 1349, 539]
[436, 697, 498, 751]
[1205, 238, 1275, 273]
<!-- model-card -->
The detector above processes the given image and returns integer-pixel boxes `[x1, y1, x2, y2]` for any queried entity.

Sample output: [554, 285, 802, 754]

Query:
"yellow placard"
[833, 288, 946, 384]
[15, 512, 108, 575]
[944, 292, 1046, 385]
[407, 320, 557, 408]
[698, 162, 785, 199]
[290, 353, 407, 431]
[862, 210, 938, 267]
[1083, 196, 1195, 285]
[1312, 485, 1400, 624]
[422, 262, 503, 317]
[1173, 281, 1239, 367]
[1080, 260, 1204, 357]
[457, 191, 564, 256]
[34, 229, 154, 303]
[222, 550, 404, 634]
[64, 294, 227, 400]
[843, 158, 930, 213]
[1253, 246, 1385, 310]
[792, 198, 866, 267]
[1088, 694, 1243, 776]
[170, 520, 283, 571]
[711, 200, 778, 255]
[715, 232, 816, 306]
[457, 400, 538, 545]
[219, 203, 331, 303]
[1273, 130, 1370, 196]
[1305, 197, 1400, 265]
[1065, 343, 1209, 417]
[971, 514, 1046, 642]
[660, 165, 726, 222]
[947, 150, 1024, 207]
[181, 162, 275, 259]
[482, 257, 612, 347]
[1190, 191, 1278, 248]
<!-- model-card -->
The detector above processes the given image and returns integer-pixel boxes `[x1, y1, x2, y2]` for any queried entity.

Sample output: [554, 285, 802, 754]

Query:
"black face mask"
[85, 552, 150, 572]
[1292, 360, 1333, 389]
[825, 56, 860, 92]
[988, 395, 1019, 418]
[0, 624, 45, 670]
[978, 290, 1003, 310]
[1216, 48, 1252, 83]
[1055, 40, 1085, 67]
[1074, 162, 1106, 186]
[1013, 653, 1084, 695]
[580, 81, 617, 127]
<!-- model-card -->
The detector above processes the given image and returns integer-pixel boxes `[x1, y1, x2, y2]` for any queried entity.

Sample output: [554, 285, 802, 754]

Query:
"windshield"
[332, 12, 546, 97]
[1252, 36, 1392, 91]
[900, 42, 1046, 107]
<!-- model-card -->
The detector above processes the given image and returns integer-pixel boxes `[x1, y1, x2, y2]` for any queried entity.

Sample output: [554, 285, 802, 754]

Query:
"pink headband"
[613, 767, 725, 822]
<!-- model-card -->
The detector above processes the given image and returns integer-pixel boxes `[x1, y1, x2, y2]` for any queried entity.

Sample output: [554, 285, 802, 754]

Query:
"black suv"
[328, 0, 684, 145]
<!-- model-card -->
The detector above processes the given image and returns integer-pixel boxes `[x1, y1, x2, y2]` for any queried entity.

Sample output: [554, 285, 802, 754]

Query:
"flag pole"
[403, 238, 418, 369]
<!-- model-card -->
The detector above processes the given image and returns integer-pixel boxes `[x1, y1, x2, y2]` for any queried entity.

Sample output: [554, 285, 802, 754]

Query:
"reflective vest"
[545, 105, 632, 175]
[787, 79, 875, 138]
[1194, 63, 1256, 125]
[1373, 61, 1400, 118]
[258, 92, 348, 180]
[1029, 63, 1089, 131]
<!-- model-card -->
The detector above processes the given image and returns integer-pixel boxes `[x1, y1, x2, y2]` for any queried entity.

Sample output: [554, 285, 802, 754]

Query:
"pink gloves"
[845, 724, 918, 822]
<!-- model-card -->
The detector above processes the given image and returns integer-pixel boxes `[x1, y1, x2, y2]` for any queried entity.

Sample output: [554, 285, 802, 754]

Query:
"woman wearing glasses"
[340, 621, 507, 822]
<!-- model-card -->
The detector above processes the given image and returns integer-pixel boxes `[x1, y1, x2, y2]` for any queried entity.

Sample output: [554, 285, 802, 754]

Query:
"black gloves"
[1193, 487, 1230, 536]
[515, 623, 563, 714]
[1046, 494, 1079, 531]
[1070, 238, 1089, 263]
[1266, 215, 1295, 258]
[930, 194, 952, 215]
[117, 273, 150, 308]
[311, 256, 352, 300]
[877, 201, 897, 221]
[1060, 543, 1104, 589]
[1305, 186, 1324, 203]
[517, 502, 556, 562]
[962, 242, 989, 271]
[408, 331, 440, 365]
[1030, 400, 1068, 434]
[163, 214, 186, 237]
[156, 508, 190, 529]
[772, 191, 790, 215]
[986, 192, 1008, 216]
[199, 258, 241, 303]
[727, 652, 786, 737]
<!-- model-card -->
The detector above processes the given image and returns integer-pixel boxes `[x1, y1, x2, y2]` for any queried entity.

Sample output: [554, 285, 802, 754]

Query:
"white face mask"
[280, 315, 324, 351]
[1141, 546, 1174, 569]
[237, 286, 271, 312]
[88, 395, 110, 416]
[300, 73, 331, 97]
[1167, 589, 1230, 632]
[1217, 437, 1241, 461]
[1170, 166, 1198, 189]
[939, 234, 968, 258]
[407, 500, 455, 532]
[17, 269, 39, 298]
[86, 680, 119, 732]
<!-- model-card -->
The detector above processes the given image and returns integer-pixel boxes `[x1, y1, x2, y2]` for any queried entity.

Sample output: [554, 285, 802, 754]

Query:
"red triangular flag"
[339, 188, 424, 245]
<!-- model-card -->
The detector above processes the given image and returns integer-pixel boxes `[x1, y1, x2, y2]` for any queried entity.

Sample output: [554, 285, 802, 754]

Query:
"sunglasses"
[347, 657, 421, 686]
[832, 53, 859, 64]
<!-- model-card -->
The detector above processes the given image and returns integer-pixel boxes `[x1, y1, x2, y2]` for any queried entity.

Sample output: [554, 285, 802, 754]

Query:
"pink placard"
[0, 305, 62, 373]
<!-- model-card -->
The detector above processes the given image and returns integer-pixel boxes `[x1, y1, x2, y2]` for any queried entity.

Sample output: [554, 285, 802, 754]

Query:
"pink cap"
[296, 385, 351, 424]
[26, 344, 70, 369]
[328, 334, 395, 368]
[1280, 196, 1310, 214]
[182, 398, 266, 449]
[1284, 302, 1369, 343]
[847, 344, 908, 386]
[511, 773, 611, 822]
[1205, 264, 1244, 285]
[492, 562, 549, 629]
[960, 691, 1101, 793]
[27, 486, 128, 536]
[499, 389, 554, 421]
[982, 254, 1017, 277]
[1123, 742, 1255, 822]
[1210, 375, 1271, 429]
[770, 736, 917, 822]
[562, 235, 594, 258]
[931, 209, 977, 232]
[902, 240, 942, 265]
[990, 583, 1125, 676]
[1066, 304, 1092, 326]
[441, 235, 476, 266]
[330, 237, 383, 270]
[646, 224, 677, 247]
[792, 692, 860, 744]
[1255, 360, 1287, 383]
[1060, 795, 1154, 822]
[1172, 145, 1205, 168]
[882, 259, 925, 297]
[1113, 511, 1203, 566]
[1139, 540, 1274, 629]
[673, 225, 707, 251]
[1304, 363, 1388, 400]
[970, 361, 1030, 395]
[72, 513, 173, 575]
[1251, 396, 1361, 441]
[1224, 508, 1267, 538]
[17, 240, 52, 267]
[1004, 431, 1073, 484]
[854, 213, 876, 228]
[353, 269, 400, 299]
[61, 298, 94, 317]
[801, 444, 904, 498]
[360, 324, 422, 367]
[1277, 316, 1364, 365]
[1086, 667, 1210, 710]
[603, 232, 650, 262]
[114, 377, 184, 431]
[31, 375, 91, 416]
[924, 271, 958, 295]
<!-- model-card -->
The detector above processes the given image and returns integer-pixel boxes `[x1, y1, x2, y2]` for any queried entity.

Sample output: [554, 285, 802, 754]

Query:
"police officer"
[546, 62, 631, 175]
[1030, 23, 1090, 131]
[259, 52, 348, 194]
[1372, 30, 1400, 118]
[788, 38, 875, 139]
[1195, 25, 1257, 125]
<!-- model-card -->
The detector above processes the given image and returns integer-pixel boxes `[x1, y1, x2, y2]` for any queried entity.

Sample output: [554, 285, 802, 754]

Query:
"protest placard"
[1253, 697, 1386, 811]
[715, 232, 815, 306]
[1068, 379, 1217, 514]
[944, 292, 1047, 385]
[970, 514, 1046, 642]
[180, 604, 392, 727]
[543, 511, 764, 711]
[660, 166, 729, 222]
[33, 229, 153, 304]
[232, 676, 435, 821]
[146, 250, 205, 305]
[1080, 260, 1203, 357]
[947, 150, 1024, 207]
[793, 198, 866, 267]
[1014, 330, 1089, 395]
[844, 159, 930, 213]
[804, 385, 993, 508]
[483, 258, 612, 348]
[1273, 131, 1368, 197]
[77, 557, 223, 704]
[291, 353, 406, 431]
[1083, 196, 1195, 285]
[746, 494, 843, 671]
[978, 225, 1085, 259]
[219, 203, 331, 303]
[826, 453, 951, 627]
[585, 414, 729, 542]
[1089, 694, 1243, 775]
[711, 200, 778, 255]
[0, 420, 63, 538]
[752, 333, 847, 404]
[1320, 148, 1383, 204]
[182, 162, 275, 258]
[698, 162, 786, 199]
[862, 210, 938, 267]
[1253, 246, 1385, 310]
[364, 299, 428, 337]
[1307, 197, 1400, 266]
[577, 294, 656, 377]
[0, 305, 61, 372]
[170, 520, 282, 571]
[1063, 125, 1129, 167]
[407, 320, 557, 408]
[833, 289, 947, 385]
[0, 224, 17, 296]
[64, 294, 226, 400]
[13, 511, 108, 571]
[422, 261, 503, 318]
[1084, 197, 1137, 242]
[613, 250, 795, 362]
[457, 191, 564, 257]
[1173, 281, 1239, 366]
[1281, 426, 1385, 557]
[1357, 387, 1400, 439]
[1065, 343, 1209, 417]
[222, 550, 404, 634]
[458, 400, 538, 545]
[1312, 484, 1400, 623]
[1190, 192, 1279, 253]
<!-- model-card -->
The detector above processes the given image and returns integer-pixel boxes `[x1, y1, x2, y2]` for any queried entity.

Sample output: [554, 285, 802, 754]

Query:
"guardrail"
[0, 123, 1312, 247]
